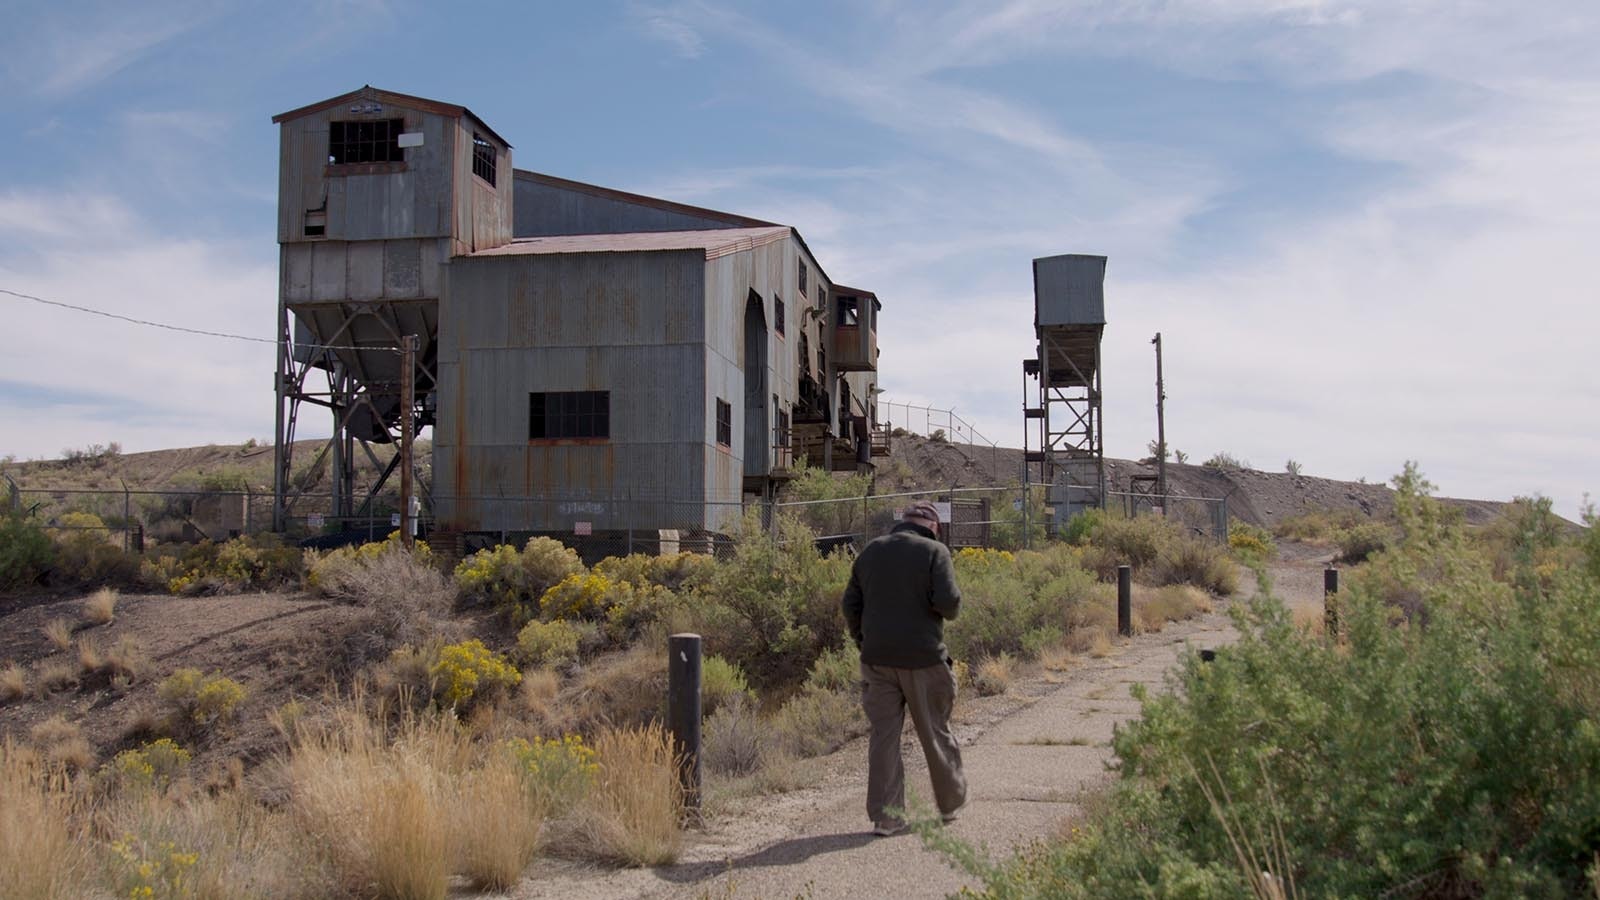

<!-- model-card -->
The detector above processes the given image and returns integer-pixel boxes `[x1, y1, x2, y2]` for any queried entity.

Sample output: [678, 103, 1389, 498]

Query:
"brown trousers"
[860, 661, 966, 825]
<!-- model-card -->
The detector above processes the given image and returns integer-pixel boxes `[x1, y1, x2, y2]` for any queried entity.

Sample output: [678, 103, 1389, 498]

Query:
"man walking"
[842, 501, 966, 836]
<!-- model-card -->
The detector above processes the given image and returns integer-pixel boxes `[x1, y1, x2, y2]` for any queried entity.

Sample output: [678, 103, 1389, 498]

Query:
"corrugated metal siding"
[435, 251, 711, 532]
[514, 177, 758, 237]
[277, 105, 455, 244]
[1033, 254, 1107, 327]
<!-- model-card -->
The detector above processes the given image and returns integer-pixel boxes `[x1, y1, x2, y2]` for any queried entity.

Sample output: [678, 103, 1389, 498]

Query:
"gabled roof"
[271, 85, 512, 148]
[512, 169, 777, 230]
[467, 226, 791, 260]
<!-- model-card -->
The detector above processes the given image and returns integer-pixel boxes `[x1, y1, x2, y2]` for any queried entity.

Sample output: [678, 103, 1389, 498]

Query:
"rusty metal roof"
[512, 170, 777, 229]
[467, 226, 792, 260]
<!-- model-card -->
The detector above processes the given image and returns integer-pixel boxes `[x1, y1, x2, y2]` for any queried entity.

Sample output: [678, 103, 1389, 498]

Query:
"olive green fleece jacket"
[841, 521, 962, 669]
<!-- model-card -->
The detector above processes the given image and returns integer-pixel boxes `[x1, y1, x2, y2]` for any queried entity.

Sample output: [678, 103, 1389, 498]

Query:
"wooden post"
[1117, 565, 1133, 637]
[399, 335, 417, 550]
[668, 633, 703, 822]
[1324, 568, 1340, 638]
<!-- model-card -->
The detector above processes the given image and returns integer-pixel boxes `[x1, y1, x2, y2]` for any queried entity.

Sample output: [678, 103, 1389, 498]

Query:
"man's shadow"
[654, 831, 878, 884]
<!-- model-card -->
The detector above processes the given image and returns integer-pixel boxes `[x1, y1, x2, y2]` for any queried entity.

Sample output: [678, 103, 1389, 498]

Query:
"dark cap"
[902, 501, 940, 526]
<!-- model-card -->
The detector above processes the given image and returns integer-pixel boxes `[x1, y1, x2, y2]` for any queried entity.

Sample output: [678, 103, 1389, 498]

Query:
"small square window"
[472, 133, 497, 186]
[775, 295, 785, 335]
[715, 399, 732, 447]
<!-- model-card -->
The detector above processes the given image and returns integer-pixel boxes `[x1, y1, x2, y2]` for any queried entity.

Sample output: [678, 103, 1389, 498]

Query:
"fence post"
[668, 633, 703, 823]
[1324, 568, 1340, 638]
[1117, 565, 1133, 637]
[122, 483, 131, 553]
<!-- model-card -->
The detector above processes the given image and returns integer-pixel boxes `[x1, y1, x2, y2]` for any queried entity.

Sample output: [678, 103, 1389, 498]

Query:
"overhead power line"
[0, 287, 397, 353]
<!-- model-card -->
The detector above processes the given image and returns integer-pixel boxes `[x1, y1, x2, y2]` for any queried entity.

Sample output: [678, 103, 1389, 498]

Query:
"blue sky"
[2, 0, 1596, 517]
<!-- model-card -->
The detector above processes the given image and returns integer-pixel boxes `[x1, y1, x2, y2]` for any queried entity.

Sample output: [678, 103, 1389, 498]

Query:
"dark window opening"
[837, 296, 860, 327]
[774, 295, 785, 335]
[818, 345, 827, 377]
[715, 399, 732, 447]
[815, 283, 824, 310]
[529, 391, 609, 439]
[798, 332, 811, 377]
[798, 259, 808, 294]
[329, 119, 405, 164]
[472, 133, 497, 185]
[777, 408, 790, 443]
[303, 224, 325, 237]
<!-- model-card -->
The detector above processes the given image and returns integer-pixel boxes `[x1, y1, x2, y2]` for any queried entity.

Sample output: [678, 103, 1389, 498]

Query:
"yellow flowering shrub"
[107, 738, 191, 790]
[454, 537, 583, 622]
[110, 835, 199, 900]
[505, 734, 598, 814]
[539, 572, 615, 621]
[429, 639, 521, 710]
[954, 547, 1017, 572]
[157, 669, 246, 727]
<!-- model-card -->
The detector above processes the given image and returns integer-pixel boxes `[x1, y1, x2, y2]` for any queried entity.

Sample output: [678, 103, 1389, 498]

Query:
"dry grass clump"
[0, 739, 94, 898]
[289, 708, 461, 900]
[573, 723, 683, 866]
[318, 544, 459, 674]
[101, 789, 327, 900]
[81, 587, 117, 625]
[34, 658, 80, 698]
[1134, 585, 1214, 633]
[30, 716, 94, 772]
[41, 617, 73, 652]
[973, 652, 1017, 696]
[561, 644, 667, 732]
[0, 663, 26, 704]
[455, 749, 543, 891]
[1038, 645, 1075, 673]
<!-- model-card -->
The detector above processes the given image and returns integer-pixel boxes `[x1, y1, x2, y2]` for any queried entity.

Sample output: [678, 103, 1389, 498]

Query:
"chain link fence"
[5, 481, 1227, 564]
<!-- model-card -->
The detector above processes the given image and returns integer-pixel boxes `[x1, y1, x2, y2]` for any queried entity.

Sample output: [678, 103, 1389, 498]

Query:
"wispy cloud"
[632, 6, 707, 59]
[2, 11, 198, 98]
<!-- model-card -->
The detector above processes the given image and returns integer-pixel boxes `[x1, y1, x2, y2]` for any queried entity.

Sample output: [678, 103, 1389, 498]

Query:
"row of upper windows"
[324, 119, 497, 186]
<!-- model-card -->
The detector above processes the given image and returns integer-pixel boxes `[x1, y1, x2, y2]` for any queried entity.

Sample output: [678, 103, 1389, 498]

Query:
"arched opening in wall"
[743, 290, 769, 479]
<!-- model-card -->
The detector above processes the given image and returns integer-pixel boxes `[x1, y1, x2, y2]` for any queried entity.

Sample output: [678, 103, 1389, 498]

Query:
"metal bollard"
[1324, 568, 1340, 638]
[668, 633, 703, 821]
[1117, 565, 1132, 637]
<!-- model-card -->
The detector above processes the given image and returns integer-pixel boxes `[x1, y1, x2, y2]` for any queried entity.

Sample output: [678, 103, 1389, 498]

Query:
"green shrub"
[429, 639, 521, 711]
[947, 557, 1097, 661]
[700, 655, 754, 717]
[1089, 514, 1169, 568]
[516, 619, 582, 668]
[158, 668, 246, 727]
[0, 510, 54, 590]
[688, 512, 849, 690]
[767, 686, 865, 759]
[966, 464, 1600, 898]
[1336, 522, 1391, 563]
[307, 532, 432, 599]
[1151, 537, 1239, 595]
[804, 643, 861, 693]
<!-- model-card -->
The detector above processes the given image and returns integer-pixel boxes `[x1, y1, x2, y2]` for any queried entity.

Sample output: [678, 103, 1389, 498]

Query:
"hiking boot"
[872, 820, 908, 837]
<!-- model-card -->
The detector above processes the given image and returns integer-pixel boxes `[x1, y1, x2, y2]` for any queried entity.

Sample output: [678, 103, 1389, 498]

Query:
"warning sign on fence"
[574, 521, 592, 536]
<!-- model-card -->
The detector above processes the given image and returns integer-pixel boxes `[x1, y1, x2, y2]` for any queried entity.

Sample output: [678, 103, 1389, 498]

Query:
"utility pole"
[1152, 332, 1167, 500]
[399, 335, 417, 550]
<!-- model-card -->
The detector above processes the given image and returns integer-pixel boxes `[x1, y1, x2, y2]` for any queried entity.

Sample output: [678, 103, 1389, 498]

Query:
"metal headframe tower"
[1022, 254, 1107, 527]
